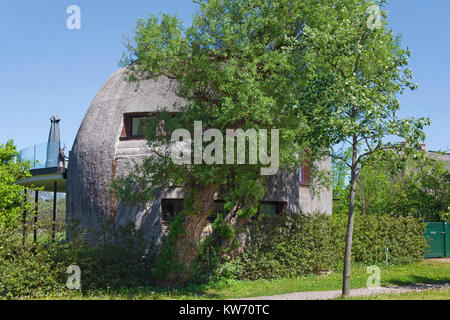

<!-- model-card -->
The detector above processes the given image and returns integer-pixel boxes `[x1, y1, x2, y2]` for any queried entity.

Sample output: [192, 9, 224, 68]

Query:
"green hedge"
[0, 224, 155, 299]
[223, 214, 427, 280]
[0, 227, 65, 298]
[0, 214, 428, 297]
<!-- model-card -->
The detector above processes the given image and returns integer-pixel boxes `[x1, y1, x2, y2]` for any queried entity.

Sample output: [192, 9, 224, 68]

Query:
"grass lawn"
[38, 260, 450, 300]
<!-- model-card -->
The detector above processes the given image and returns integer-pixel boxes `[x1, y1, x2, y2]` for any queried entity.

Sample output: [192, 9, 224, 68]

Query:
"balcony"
[18, 142, 63, 170]
[16, 142, 67, 192]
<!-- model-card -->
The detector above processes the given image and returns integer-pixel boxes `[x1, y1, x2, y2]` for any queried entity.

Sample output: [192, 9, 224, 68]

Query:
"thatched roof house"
[66, 69, 332, 243]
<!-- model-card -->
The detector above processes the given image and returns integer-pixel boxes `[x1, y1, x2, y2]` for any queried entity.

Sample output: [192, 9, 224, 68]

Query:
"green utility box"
[424, 221, 448, 258]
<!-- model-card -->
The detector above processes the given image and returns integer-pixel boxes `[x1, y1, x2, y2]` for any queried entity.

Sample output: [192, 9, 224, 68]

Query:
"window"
[259, 203, 278, 217]
[131, 116, 148, 137]
[161, 199, 184, 224]
[298, 150, 310, 186]
[252, 201, 286, 221]
[120, 113, 151, 140]
[120, 112, 179, 140]
[299, 164, 310, 186]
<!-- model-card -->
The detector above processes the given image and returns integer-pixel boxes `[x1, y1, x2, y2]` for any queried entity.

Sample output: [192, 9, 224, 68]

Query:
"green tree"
[115, 0, 336, 285]
[332, 147, 351, 215]
[36, 194, 66, 233]
[115, 0, 429, 290]
[0, 140, 33, 227]
[297, 0, 429, 297]
[357, 149, 450, 222]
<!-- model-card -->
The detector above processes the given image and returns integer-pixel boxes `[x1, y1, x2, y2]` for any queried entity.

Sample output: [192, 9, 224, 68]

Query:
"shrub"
[0, 226, 66, 299]
[0, 213, 427, 298]
[224, 213, 427, 280]
[0, 223, 156, 299]
[53, 223, 156, 291]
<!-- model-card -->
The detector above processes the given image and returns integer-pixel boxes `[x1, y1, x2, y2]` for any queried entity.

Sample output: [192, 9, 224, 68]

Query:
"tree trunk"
[342, 140, 358, 298]
[172, 184, 217, 284]
[215, 201, 249, 258]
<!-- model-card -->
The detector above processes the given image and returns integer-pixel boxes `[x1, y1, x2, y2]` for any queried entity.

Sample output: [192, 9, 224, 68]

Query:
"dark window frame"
[120, 113, 150, 141]
[120, 112, 179, 141]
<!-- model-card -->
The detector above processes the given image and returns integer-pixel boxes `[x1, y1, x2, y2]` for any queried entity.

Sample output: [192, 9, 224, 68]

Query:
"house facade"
[66, 69, 332, 243]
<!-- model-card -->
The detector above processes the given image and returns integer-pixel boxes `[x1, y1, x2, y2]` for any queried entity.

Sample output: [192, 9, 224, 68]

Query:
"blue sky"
[0, 1, 448, 152]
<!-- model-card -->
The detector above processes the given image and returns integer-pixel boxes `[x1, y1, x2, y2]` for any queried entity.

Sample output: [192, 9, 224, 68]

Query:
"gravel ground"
[238, 283, 450, 300]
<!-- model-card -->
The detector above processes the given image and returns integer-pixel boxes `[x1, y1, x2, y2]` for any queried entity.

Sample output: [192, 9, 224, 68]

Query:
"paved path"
[433, 258, 450, 263]
[239, 283, 450, 300]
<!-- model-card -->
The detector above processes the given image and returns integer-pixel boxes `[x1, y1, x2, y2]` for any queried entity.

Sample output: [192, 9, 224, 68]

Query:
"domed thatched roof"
[66, 69, 186, 242]
[66, 68, 333, 243]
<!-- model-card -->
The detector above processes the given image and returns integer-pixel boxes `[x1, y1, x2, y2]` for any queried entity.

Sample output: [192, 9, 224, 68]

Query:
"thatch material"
[66, 68, 332, 244]
[66, 69, 185, 243]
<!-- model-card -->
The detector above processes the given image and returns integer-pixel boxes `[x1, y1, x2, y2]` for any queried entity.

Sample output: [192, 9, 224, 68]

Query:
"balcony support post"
[33, 190, 39, 245]
[52, 181, 57, 244]
[22, 188, 27, 248]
